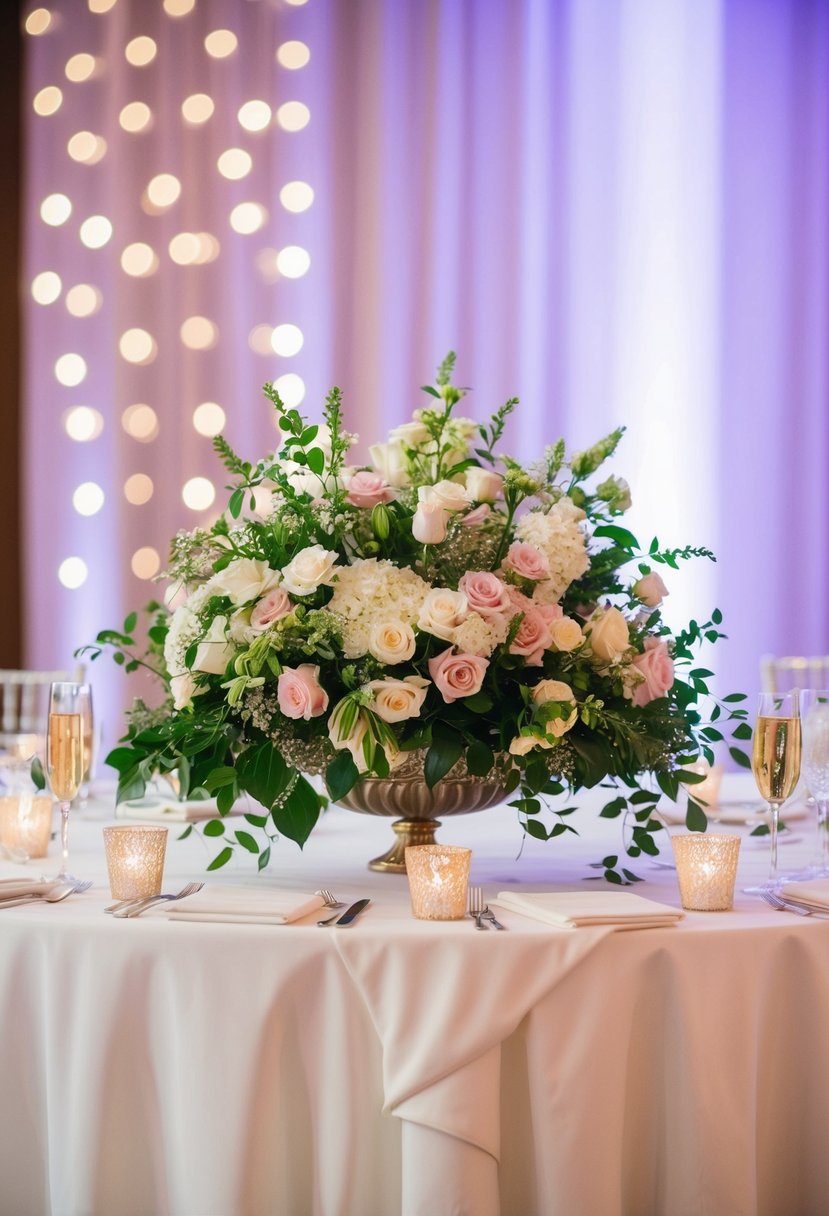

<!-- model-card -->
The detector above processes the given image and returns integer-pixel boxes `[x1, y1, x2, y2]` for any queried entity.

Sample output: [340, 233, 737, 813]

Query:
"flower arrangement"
[85, 353, 750, 881]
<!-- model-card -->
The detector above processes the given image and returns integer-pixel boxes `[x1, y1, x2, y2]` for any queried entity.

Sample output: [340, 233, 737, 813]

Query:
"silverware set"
[317, 897, 371, 926]
[107, 881, 204, 918]
[0, 878, 92, 908]
[758, 888, 829, 918]
[468, 886, 507, 930]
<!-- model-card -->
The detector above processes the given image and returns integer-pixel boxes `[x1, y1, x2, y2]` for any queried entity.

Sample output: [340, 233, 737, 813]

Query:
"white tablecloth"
[2, 780, 828, 1216]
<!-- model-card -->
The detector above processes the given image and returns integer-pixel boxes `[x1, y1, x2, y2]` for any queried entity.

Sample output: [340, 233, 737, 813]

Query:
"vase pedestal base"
[368, 818, 442, 873]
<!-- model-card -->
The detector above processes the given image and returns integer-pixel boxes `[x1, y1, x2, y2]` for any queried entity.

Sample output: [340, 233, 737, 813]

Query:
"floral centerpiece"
[84, 354, 749, 881]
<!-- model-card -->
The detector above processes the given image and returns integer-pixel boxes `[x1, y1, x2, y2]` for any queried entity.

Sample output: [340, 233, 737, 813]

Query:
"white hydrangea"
[452, 611, 509, 657]
[327, 559, 431, 659]
[164, 583, 212, 676]
[515, 498, 590, 601]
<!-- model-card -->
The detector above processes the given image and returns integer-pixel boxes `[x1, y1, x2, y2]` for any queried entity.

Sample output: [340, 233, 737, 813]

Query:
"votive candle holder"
[103, 825, 168, 900]
[671, 832, 741, 911]
[405, 844, 472, 920]
[0, 792, 53, 858]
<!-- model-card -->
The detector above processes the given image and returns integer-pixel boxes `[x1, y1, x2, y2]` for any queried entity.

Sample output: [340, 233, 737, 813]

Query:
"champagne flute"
[800, 689, 829, 876]
[47, 682, 85, 879]
[751, 691, 801, 884]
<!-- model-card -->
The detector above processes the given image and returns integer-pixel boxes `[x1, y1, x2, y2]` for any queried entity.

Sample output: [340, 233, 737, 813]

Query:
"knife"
[333, 898, 371, 926]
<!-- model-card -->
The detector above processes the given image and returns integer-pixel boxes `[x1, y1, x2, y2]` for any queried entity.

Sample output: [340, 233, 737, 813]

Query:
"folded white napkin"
[115, 796, 236, 823]
[779, 879, 829, 909]
[492, 890, 684, 930]
[0, 878, 66, 900]
[162, 885, 326, 924]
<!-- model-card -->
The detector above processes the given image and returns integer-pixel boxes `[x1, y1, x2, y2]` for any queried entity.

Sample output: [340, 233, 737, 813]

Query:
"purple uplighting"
[22, 0, 829, 739]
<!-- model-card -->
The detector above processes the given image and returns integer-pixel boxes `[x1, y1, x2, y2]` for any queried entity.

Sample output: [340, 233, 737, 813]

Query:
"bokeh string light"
[24, 0, 314, 697]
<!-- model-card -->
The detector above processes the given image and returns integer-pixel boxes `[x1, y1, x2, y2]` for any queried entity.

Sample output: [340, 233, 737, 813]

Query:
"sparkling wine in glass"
[47, 683, 85, 879]
[751, 691, 801, 884]
[800, 689, 829, 876]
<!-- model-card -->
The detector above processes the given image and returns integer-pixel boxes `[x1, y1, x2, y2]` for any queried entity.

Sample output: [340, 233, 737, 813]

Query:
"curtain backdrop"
[22, 0, 829, 746]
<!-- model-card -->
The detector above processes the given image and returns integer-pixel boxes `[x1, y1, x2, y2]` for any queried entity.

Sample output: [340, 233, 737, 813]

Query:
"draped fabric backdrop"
[22, 0, 829, 748]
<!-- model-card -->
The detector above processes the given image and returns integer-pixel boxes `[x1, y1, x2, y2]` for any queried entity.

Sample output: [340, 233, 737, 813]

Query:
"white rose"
[193, 616, 236, 675]
[587, 606, 630, 662]
[170, 672, 204, 711]
[418, 480, 471, 513]
[369, 441, 410, 487]
[550, 617, 584, 653]
[280, 545, 339, 596]
[365, 676, 429, 723]
[369, 619, 416, 665]
[465, 467, 503, 502]
[210, 558, 280, 606]
[417, 588, 469, 641]
[389, 419, 431, 447]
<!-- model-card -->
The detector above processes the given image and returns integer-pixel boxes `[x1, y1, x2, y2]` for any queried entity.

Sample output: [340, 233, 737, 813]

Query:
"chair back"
[760, 655, 829, 694]
[0, 667, 85, 752]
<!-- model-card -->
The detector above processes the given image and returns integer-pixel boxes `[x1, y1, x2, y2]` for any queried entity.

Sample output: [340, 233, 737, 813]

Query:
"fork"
[315, 889, 345, 909]
[112, 881, 204, 919]
[759, 889, 813, 917]
[0, 879, 92, 909]
[468, 886, 489, 930]
[106, 882, 204, 915]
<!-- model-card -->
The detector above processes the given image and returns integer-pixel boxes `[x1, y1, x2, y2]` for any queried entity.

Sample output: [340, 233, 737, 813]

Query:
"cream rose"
[192, 616, 236, 675]
[417, 588, 469, 641]
[532, 679, 578, 738]
[587, 606, 630, 662]
[210, 558, 280, 606]
[280, 545, 339, 597]
[365, 675, 429, 723]
[633, 572, 669, 608]
[170, 672, 204, 711]
[368, 619, 416, 664]
[465, 467, 503, 502]
[369, 440, 409, 487]
[412, 501, 450, 544]
[550, 616, 584, 652]
[418, 480, 471, 514]
[389, 419, 431, 447]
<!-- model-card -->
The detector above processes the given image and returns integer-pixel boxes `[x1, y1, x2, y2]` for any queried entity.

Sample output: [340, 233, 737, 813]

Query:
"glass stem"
[820, 801, 829, 873]
[60, 801, 70, 875]
[768, 802, 780, 884]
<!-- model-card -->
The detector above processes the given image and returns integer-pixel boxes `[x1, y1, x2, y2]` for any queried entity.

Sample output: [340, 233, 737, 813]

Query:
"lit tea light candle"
[0, 791, 53, 858]
[103, 825, 168, 900]
[671, 833, 741, 911]
[405, 844, 472, 920]
[685, 760, 723, 807]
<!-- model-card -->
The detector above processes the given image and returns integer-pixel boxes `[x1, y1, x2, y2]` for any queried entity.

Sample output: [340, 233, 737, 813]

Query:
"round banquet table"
[1, 777, 828, 1216]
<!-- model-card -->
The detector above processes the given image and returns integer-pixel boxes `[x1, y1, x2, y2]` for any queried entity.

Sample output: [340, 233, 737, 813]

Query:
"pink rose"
[428, 649, 489, 703]
[412, 501, 450, 544]
[504, 541, 550, 582]
[458, 571, 512, 619]
[277, 664, 329, 720]
[509, 608, 554, 666]
[633, 572, 669, 608]
[459, 503, 491, 527]
[629, 638, 674, 707]
[506, 585, 534, 615]
[250, 586, 293, 630]
[533, 601, 563, 627]
[345, 470, 395, 509]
